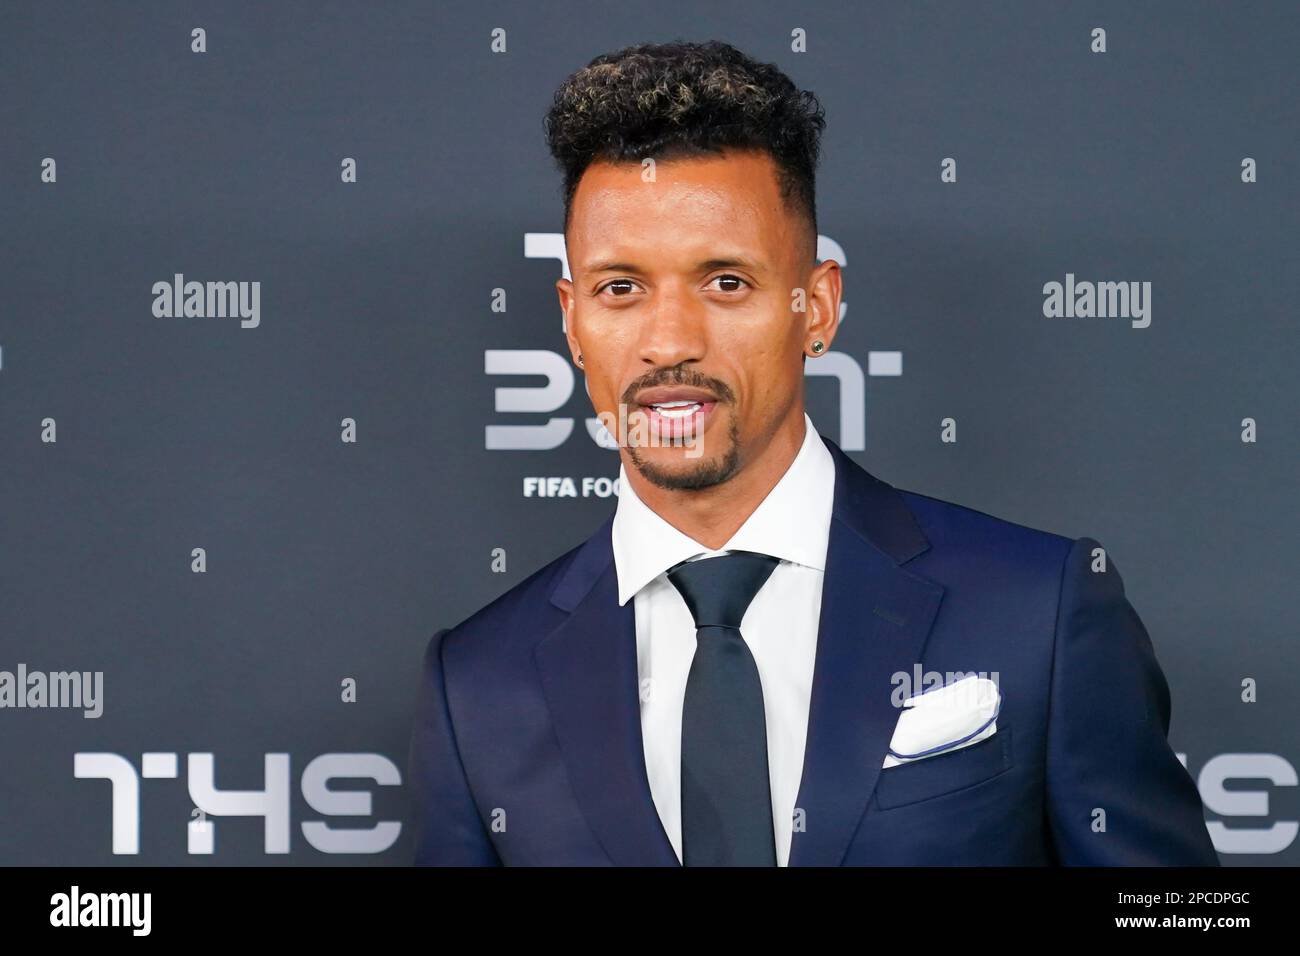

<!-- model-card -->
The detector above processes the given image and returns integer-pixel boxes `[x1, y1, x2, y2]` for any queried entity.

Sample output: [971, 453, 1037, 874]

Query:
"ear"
[804, 258, 842, 354]
[556, 277, 583, 368]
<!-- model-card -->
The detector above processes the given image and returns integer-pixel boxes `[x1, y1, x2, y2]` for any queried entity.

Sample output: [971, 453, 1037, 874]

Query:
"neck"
[622, 409, 808, 550]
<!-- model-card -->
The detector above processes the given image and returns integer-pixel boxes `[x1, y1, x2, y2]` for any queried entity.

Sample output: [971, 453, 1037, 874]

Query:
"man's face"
[557, 148, 840, 491]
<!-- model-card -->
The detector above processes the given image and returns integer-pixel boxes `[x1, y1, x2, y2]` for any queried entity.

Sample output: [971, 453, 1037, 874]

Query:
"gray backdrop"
[1, 1, 1295, 865]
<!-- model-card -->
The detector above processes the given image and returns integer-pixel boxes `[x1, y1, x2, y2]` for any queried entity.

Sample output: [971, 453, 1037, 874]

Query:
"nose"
[637, 284, 707, 369]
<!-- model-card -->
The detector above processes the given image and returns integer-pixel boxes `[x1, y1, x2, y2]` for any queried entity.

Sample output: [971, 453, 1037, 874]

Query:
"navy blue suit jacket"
[408, 435, 1219, 865]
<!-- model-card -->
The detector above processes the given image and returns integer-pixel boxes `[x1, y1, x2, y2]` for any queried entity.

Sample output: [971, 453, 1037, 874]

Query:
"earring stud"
[810, 340, 825, 354]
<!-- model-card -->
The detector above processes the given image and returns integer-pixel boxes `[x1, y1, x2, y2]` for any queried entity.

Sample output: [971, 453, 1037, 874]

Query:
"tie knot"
[666, 550, 780, 630]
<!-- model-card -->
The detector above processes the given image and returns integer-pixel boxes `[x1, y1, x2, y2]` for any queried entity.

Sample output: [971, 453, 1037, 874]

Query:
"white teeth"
[651, 401, 702, 419]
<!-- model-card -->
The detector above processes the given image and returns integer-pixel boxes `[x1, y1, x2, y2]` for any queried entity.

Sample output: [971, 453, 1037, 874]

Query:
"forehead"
[567, 149, 795, 264]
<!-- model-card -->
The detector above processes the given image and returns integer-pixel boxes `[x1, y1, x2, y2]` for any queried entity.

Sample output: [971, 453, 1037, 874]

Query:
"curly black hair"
[544, 40, 826, 254]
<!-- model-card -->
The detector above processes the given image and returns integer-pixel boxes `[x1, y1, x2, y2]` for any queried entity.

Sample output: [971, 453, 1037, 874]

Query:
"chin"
[629, 444, 741, 492]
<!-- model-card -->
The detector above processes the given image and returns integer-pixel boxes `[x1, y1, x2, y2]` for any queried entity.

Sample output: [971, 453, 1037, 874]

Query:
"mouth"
[629, 385, 723, 444]
[637, 399, 718, 442]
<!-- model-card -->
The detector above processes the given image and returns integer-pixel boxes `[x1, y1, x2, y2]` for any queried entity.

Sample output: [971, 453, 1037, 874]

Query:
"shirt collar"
[611, 411, 836, 606]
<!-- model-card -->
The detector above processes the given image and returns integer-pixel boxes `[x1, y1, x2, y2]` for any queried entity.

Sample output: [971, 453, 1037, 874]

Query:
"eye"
[596, 279, 639, 297]
[708, 273, 750, 293]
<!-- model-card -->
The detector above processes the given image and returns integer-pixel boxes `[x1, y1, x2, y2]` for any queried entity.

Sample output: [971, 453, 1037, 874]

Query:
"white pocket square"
[883, 675, 1001, 769]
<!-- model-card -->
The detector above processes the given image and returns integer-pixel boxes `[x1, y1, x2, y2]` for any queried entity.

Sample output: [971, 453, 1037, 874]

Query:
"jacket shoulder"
[893, 485, 1078, 577]
[432, 528, 598, 661]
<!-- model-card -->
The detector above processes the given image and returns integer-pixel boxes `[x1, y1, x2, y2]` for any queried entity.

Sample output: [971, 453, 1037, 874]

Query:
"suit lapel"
[787, 438, 945, 866]
[533, 515, 680, 866]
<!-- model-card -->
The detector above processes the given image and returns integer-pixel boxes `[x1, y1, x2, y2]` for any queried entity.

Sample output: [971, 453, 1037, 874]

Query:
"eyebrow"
[583, 256, 766, 274]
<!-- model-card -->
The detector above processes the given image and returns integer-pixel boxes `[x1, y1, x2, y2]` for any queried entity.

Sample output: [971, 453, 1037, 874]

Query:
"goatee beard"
[628, 414, 741, 491]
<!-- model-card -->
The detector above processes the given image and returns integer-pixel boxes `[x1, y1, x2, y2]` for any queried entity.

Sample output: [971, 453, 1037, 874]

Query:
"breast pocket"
[872, 724, 1014, 810]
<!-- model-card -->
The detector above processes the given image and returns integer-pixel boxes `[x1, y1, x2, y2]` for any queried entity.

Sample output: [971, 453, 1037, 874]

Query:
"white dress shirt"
[610, 411, 836, 865]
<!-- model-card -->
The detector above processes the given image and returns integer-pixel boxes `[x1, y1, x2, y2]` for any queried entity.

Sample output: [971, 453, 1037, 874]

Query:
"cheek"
[730, 355, 793, 416]
[582, 332, 638, 394]
[588, 377, 619, 411]
[738, 330, 800, 381]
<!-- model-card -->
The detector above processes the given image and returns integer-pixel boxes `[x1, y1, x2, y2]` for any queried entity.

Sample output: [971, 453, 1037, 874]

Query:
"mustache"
[621, 370, 734, 405]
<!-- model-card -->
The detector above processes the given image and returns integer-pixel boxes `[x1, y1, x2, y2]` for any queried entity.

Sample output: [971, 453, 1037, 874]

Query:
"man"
[408, 40, 1218, 866]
